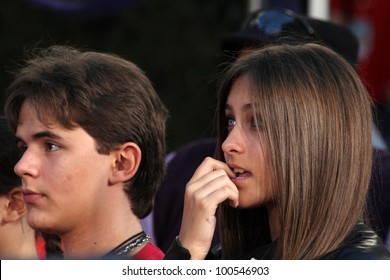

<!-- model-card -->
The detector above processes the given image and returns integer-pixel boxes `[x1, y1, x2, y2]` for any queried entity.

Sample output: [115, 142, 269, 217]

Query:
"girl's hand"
[178, 157, 239, 260]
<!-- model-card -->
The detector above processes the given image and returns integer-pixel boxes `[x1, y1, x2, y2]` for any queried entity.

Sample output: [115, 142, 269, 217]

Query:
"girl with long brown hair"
[165, 43, 390, 260]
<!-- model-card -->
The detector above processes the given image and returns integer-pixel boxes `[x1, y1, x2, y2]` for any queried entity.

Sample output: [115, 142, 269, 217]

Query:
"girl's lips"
[228, 163, 245, 173]
[231, 170, 251, 186]
[228, 164, 250, 178]
[232, 172, 250, 179]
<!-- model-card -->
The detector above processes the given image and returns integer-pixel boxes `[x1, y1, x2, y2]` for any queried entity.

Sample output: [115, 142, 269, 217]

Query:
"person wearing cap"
[4, 45, 168, 259]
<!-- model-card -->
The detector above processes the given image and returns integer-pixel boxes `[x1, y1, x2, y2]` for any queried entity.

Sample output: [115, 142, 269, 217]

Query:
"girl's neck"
[266, 203, 281, 241]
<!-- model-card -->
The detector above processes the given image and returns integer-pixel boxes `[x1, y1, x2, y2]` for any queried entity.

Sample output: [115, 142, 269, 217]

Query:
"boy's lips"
[23, 189, 44, 204]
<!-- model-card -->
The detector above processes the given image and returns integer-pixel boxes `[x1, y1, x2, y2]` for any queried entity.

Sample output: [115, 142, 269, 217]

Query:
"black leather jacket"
[165, 223, 390, 260]
[321, 223, 390, 259]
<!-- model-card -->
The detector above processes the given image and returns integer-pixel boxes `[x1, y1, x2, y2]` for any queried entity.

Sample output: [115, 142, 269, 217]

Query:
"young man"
[4, 45, 168, 259]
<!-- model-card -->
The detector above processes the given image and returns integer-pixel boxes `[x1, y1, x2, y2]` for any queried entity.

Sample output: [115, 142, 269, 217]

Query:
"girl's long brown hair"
[216, 43, 373, 259]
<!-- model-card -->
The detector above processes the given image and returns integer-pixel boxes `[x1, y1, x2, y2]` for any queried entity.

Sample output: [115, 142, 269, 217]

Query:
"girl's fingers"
[188, 157, 236, 185]
[177, 159, 239, 259]
[186, 170, 239, 207]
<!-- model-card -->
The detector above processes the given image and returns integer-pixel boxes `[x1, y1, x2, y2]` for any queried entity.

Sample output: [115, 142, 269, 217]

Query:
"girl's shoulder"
[322, 223, 390, 260]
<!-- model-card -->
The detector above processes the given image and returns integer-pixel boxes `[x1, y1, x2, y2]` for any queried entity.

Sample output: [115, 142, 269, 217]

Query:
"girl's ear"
[108, 142, 141, 185]
[2, 188, 27, 224]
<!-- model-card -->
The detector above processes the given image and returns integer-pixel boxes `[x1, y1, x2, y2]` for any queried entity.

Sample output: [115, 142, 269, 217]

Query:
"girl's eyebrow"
[225, 103, 253, 111]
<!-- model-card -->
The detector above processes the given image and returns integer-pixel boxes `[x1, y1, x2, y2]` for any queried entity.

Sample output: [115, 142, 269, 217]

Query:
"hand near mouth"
[178, 157, 239, 260]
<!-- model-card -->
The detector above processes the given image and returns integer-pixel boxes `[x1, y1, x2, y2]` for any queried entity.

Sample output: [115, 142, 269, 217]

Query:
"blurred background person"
[0, 116, 44, 259]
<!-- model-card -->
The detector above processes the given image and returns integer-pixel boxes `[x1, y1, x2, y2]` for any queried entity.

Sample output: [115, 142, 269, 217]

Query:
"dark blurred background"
[0, 0, 247, 152]
[1, 0, 390, 151]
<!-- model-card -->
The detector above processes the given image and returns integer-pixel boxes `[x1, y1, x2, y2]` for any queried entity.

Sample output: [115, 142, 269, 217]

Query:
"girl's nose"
[222, 126, 245, 155]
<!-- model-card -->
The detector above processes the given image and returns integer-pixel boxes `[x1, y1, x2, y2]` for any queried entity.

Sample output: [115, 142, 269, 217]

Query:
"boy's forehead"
[16, 101, 81, 137]
[15, 110, 91, 147]
[17, 100, 77, 129]
[18, 101, 55, 127]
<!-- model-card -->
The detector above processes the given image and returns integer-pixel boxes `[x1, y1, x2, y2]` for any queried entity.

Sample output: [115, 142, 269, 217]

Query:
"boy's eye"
[16, 141, 27, 152]
[46, 143, 60, 152]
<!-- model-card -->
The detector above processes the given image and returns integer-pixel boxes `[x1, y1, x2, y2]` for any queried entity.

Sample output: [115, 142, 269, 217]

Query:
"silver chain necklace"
[103, 231, 151, 259]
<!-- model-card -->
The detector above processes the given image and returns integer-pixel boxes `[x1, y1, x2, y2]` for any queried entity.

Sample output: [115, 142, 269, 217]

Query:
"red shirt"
[35, 235, 164, 260]
[133, 242, 165, 260]
[36, 234, 46, 259]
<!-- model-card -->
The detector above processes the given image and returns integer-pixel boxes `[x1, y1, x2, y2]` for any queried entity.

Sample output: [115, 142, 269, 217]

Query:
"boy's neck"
[62, 221, 144, 259]
[61, 204, 144, 259]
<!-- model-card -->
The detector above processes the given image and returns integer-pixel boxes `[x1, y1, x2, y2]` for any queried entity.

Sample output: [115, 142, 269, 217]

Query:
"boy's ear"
[109, 142, 141, 185]
[2, 188, 27, 224]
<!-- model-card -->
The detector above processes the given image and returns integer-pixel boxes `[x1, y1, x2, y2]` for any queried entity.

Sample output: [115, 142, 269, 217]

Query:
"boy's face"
[14, 101, 115, 236]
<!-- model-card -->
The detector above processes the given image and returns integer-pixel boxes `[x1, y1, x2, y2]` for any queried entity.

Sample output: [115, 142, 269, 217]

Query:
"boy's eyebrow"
[16, 130, 63, 142]
[32, 131, 62, 140]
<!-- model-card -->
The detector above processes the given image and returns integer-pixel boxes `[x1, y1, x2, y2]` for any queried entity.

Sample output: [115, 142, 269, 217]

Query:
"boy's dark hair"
[4, 45, 168, 219]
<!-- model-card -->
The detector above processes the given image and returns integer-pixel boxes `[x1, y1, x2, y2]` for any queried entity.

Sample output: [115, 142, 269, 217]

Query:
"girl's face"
[222, 75, 274, 208]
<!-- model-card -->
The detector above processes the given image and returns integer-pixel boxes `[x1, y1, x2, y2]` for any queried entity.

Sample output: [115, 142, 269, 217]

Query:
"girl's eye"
[251, 120, 262, 128]
[251, 116, 263, 128]
[227, 118, 236, 127]
[46, 143, 60, 152]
